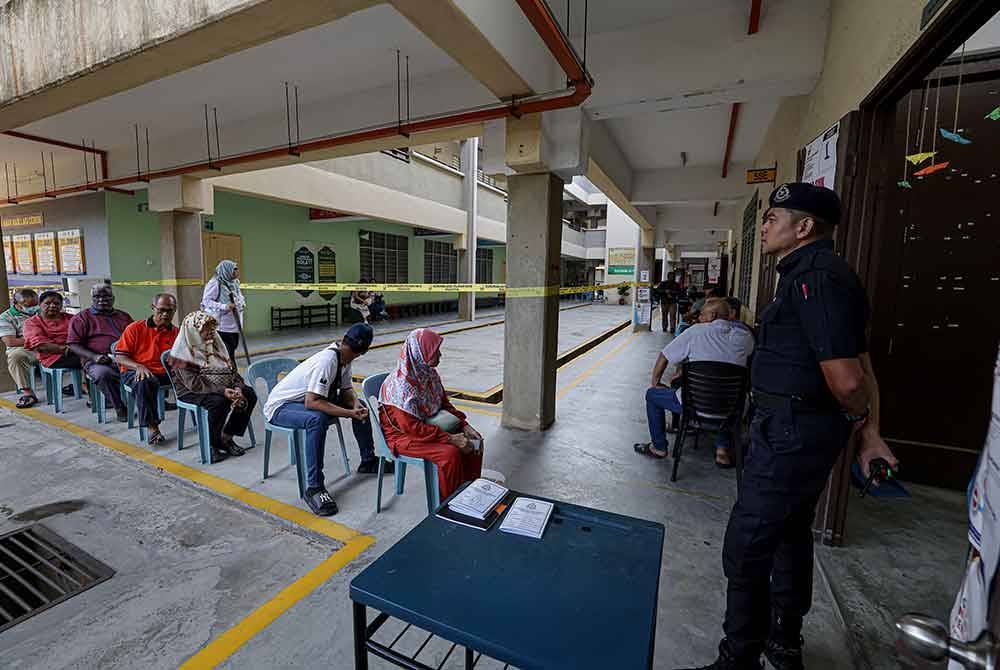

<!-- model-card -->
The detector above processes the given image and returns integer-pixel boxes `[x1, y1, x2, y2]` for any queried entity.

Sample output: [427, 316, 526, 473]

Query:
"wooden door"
[871, 61, 1000, 488]
[202, 232, 243, 281]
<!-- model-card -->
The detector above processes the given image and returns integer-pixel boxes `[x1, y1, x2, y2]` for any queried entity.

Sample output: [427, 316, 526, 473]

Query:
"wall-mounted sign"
[708, 257, 722, 283]
[34, 232, 59, 274]
[294, 245, 315, 298]
[746, 167, 777, 184]
[607, 247, 636, 275]
[802, 122, 840, 189]
[317, 245, 337, 301]
[57, 229, 86, 275]
[12, 233, 36, 274]
[308, 208, 352, 220]
[1, 213, 43, 229]
[2, 235, 13, 273]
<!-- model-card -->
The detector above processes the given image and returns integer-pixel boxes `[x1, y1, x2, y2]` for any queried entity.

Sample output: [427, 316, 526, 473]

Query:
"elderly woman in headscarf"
[379, 328, 483, 500]
[167, 311, 256, 464]
[201, 259, 245, 361]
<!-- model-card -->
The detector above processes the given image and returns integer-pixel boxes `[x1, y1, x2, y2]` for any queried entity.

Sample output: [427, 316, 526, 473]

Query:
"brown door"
[872, 61, 1000, 489]
[202, 232, 243, 281]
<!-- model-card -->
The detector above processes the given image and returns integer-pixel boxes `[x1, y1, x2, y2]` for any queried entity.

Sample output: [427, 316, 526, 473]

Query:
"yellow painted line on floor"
[450, 402, 502, 418]
[556, 332, 637, 401]
[0, 398, 364, 544]
[178, 534, 374, 669]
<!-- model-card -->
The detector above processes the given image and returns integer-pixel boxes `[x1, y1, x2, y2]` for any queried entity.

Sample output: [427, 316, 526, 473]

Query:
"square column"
[502, 172, 563, 431]
[0, 245, 13, 392]
[159, 211, 205, 321]
[458, 138, 479, 321]
[633, 242, 655, 333]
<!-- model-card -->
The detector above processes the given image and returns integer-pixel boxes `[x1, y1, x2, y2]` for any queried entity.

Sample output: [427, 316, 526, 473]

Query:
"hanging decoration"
[898, 92, 913, 189]
[906, 80, 936, 166]
[913, 161, 950, 177]
[918, 69, 950, 177]
[941, 43, 972, 144]
[906, 152, 937, 165]
[985, 107, 1000, 121]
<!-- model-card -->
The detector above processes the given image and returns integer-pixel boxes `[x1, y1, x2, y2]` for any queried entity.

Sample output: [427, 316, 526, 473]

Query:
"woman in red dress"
[379, 328, 483, 500]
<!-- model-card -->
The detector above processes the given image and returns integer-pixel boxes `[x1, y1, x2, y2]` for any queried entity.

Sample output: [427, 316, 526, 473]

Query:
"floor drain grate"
[0, 524, 114, 633]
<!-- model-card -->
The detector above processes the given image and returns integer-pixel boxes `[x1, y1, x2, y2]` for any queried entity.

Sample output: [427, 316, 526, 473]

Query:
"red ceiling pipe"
[721, 102, 741, 178]
[748, 0, 762, 35]
[4, 0, 590, 205]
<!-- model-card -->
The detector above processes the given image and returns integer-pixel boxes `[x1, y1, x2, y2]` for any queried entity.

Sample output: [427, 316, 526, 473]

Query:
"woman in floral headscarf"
[379, 328, 483, 500]
[167, 311, 256, 464]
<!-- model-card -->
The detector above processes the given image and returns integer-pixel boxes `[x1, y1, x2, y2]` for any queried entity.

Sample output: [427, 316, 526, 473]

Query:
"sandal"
[147, 431, 166, 446]
[15, 395, 38, 409]
[633, 442, 667, 459]
[715, 449, 734, 469]
[222, 440, 246, 457]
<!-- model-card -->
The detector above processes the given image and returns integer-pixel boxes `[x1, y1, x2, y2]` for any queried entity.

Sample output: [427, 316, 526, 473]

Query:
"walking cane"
[226, 285, 253, 366]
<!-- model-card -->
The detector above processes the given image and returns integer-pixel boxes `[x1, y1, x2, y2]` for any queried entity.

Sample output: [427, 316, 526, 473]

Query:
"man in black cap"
[263, 323, 392, 516]
[681, 183, 898, 670]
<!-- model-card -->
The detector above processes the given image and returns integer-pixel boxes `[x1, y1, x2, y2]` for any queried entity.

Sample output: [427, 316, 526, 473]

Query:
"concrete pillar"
[458, 137, 479, 321]
[502, 172, 563, 431]
[0, 241, 13, 392]
[633, 236, 655, 333]
[159, 211, 204, 323]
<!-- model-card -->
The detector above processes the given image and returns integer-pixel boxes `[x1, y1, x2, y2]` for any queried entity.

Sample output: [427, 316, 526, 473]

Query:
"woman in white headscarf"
[201, 259, 245, 360]
[167, 311, 256, 464]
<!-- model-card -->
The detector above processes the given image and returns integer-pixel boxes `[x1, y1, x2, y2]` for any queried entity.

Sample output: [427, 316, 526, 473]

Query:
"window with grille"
[475, 248, 493, 284]
[359, 230, 409, 283]
[737, 191, 758, 308]
[423, 239, 457, 284]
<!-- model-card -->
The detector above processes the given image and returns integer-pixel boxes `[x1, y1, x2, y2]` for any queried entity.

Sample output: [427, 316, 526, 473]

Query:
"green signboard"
[607, 265, 635, 275]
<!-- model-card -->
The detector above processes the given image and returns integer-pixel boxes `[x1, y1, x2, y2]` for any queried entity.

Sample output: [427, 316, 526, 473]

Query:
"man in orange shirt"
[114, 294, 178, 445]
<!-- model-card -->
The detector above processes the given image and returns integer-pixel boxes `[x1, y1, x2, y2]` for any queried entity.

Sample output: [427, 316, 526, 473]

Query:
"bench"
[340, 296, 505, 323]
[270, 303, 339, 331]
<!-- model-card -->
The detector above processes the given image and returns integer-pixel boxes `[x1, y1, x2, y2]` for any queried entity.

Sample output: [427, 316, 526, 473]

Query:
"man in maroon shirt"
[68, 284, 134, 421]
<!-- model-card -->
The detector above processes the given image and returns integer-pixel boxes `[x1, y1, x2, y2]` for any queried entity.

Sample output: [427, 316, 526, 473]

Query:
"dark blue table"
[350, 488, 665, 669]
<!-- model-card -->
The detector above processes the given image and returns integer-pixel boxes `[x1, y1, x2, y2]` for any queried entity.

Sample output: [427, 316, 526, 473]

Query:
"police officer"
[680, 183, 898, 670]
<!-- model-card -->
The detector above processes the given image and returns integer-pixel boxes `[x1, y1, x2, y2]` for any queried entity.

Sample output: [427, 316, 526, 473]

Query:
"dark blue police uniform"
[720, 189, 869, 666]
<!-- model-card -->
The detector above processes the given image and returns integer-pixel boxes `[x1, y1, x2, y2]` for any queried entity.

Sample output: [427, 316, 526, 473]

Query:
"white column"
[458, 137, 479, 321]
[0, 241, 12, 392]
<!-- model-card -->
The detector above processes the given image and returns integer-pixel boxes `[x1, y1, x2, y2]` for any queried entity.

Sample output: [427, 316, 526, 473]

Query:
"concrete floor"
[0, 305, 962, 669]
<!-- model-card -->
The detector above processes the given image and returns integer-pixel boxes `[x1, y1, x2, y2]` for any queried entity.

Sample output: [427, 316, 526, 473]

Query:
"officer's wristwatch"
[844, 407, 871, 424]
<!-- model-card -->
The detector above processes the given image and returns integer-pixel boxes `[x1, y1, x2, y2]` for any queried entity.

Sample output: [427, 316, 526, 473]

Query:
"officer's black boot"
[765, 614, 805, 670]
[676, 640, 763, 670]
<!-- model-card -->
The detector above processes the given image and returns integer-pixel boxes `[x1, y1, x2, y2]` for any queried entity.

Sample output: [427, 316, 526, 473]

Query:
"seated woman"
[379, 328, 483, 500]
[350, 279, 374, 324]
[23, 290, 82, 373]
[166, 311, 256, 464]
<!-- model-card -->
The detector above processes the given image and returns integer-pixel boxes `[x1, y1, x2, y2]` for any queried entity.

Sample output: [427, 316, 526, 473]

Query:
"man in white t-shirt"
[264, 323, 388, 516]
[634, 298, 754, 467]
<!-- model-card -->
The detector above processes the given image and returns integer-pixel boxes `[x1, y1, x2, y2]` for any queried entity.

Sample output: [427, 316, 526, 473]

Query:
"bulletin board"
[12, 233, 36, 274]
[34, 231, 59, 274]
[57, 229, 86, 275]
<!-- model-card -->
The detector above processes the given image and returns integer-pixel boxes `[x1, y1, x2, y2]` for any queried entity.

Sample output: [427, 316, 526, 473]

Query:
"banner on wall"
[12, 234, 36, 274]
[317, 245, 337, 301]
[57, 229, 85, 275]
[607, 247, 636, 275]
[1, 213, 43, 229]
[294, 244, 316, 298]
[34, 232, 59, 274]
[708, 257, 722, 283]
[2, 235, 13, 274]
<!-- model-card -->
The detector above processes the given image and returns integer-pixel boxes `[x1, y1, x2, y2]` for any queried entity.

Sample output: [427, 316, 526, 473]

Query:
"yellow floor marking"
[178, 535, 374, 669]
[556, 332, 637, 401]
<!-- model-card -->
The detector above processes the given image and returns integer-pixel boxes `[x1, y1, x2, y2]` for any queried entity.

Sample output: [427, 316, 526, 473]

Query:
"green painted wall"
[106, 190, 161, 321]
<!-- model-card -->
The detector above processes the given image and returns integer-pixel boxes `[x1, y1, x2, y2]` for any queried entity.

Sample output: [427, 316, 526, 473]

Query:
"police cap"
[768, 182, 842, 226]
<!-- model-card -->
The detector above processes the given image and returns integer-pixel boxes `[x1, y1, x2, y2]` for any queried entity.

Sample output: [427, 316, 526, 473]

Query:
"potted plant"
[617, 284, 631, 305]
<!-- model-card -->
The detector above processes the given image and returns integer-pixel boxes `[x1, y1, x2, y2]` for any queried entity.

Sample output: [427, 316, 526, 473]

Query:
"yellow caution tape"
[107, 279, 647, 296]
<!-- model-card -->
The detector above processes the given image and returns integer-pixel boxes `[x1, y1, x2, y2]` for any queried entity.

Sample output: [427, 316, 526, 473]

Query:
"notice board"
[12, 234, 36, 274]
[57, 229, 86, 275]
[34, 232, 59, 274]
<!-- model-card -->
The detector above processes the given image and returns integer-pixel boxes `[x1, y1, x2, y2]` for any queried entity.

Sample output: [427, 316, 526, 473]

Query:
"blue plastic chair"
[362, 373, 440, 515]
[160, 352, 256, 465]
[86, 377, 112, 424]
[40, 364, 83, 414]
[247, 357, 351, 498]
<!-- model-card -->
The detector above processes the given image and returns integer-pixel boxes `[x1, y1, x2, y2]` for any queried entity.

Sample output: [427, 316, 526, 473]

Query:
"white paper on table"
[499, 497, 554, 539]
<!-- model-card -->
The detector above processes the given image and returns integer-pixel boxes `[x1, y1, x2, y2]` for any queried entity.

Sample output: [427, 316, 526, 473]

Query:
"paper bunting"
[913, 161, 950, 177]
[986, 107, 1000, 121]
[897, 180, 912, 189]
[905, 151, 937, 165]
[940, 128, 972, 144]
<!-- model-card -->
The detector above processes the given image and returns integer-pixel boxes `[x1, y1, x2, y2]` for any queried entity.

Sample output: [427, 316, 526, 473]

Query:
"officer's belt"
[751, 389, 840, 414]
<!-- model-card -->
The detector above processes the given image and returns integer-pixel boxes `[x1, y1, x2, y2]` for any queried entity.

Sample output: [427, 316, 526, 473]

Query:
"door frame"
[812, 0, 1000, 546]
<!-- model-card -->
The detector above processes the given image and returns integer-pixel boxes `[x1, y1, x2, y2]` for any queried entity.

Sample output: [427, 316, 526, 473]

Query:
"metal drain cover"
[0, 524, 114, 633]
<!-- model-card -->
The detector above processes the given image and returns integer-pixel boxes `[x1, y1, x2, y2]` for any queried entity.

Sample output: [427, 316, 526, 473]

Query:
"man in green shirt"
[0, 289, 40, 408]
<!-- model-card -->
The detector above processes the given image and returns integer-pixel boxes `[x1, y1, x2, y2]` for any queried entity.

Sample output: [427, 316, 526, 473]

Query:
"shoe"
[164, 402, 178, 412]
[222, 440, 246, 457]
[62, 384, 75, 396]
[304, 488, 338, 516]
[357, 459, 394, 475]
[677, 641, 762, 670]
[116, 408, 129, 422]
[210, 448, 230, 464]
[764, 638, 804, 670]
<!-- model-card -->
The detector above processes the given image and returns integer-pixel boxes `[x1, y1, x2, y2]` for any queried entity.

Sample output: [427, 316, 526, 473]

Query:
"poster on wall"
[708, 257, 722, 283]
[57, 229, 86, 275]
[34, 232, 59, 275]
[802, 122, 840, 189]
[2, 235, 13, 274]
[317, 246, 337, 301]
[12, 234, 36, 274]
[294, 244, 316, 298]
[607, 247, 636, 275]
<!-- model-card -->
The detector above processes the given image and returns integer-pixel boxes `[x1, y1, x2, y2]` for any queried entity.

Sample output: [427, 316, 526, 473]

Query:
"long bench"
[270, 303, 339, 331]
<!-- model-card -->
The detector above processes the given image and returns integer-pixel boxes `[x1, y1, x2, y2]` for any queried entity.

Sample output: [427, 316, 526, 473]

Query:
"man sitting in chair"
[68, 284, 133, 422]
[634, 298, 754, 468]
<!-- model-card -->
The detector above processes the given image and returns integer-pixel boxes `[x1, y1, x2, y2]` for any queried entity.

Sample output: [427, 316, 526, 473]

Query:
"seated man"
[262, 323, 392, 517]
[724, 296, 755, 335]
[68, 284, 133, 421]
[1, 289, 41, 408]
[24, 290, 82, 376]
[114, 293, 178, 445]
[635, 298, 754, 467]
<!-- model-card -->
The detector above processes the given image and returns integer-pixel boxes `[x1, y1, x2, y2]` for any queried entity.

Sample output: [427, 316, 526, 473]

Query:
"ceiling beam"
[721, 102, 740, 178]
